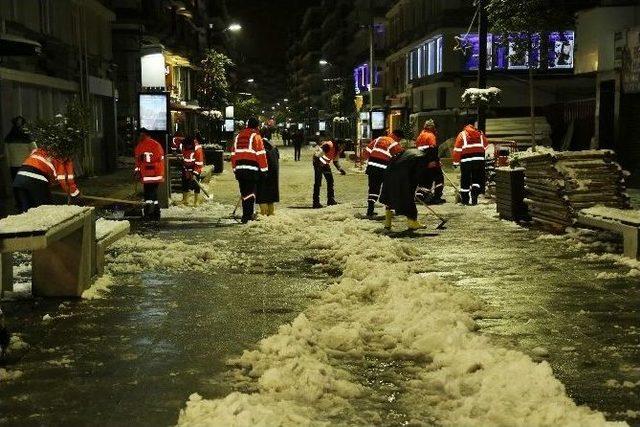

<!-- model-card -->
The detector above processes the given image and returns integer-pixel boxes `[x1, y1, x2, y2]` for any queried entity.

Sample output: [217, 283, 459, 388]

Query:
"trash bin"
[206, 149, 223, 173]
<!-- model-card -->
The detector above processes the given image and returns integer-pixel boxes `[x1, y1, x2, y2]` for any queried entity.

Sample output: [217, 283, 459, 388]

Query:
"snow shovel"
[442, 170, 461, 204]
[192, 177, 211, 200]
[231, 197, 242, 222]
[417, 198, 448, 230]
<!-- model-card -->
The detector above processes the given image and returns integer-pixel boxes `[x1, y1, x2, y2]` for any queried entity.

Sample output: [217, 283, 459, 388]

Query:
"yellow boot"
[259, 204, 269, 215]
[182, 192, 190, 205]
[267, 203, 275, 216]
[406, 218, 424, 230]
[194, 193, 204, 206]
[384, 209, 394, 230]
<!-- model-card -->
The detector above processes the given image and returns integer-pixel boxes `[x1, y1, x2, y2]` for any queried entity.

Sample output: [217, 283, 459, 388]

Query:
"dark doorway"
[598, 80, 616, 150]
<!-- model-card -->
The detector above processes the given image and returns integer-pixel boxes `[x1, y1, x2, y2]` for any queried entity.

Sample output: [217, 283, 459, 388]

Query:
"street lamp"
[319, 59, 329, 66]
[247, 78, 255, 83]
[227, 23, 242, 32]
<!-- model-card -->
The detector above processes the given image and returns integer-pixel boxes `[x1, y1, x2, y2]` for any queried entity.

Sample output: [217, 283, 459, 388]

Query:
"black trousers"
[13, 180, 52, 213]
[238, 178, 258, 223]
[459, 160, 486, 205]
[425, 167, 445, 200]
[313, 164, 334, 205]
[366, 168, 384, 215]
[294, 144, 302, 161]
[143, 183, 160, 219]
[181, 172, 200, 194]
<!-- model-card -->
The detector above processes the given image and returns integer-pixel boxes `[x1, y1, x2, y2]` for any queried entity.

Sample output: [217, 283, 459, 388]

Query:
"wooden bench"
[486, 117, 552, 146]
[576, 207, 640, 260]
[0, 206, 95, 297]
[94, 218, 130, 276]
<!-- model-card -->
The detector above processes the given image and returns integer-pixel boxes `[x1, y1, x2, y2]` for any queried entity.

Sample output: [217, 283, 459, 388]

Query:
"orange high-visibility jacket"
[315, 140, 342, 166]
[452, 125, 488, 166]
[363, 135, 404, 170]
[134, 135, 165, 184]
[416, 130, 442, 168]
[19, 148, 79, 196]
[231, 128, 268, 174]
[182, 143, 205, 176]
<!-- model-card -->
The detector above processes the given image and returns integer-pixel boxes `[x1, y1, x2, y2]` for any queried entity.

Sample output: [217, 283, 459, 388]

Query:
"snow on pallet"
[577, 206, 640, 260]
[512, 149, 630, 232]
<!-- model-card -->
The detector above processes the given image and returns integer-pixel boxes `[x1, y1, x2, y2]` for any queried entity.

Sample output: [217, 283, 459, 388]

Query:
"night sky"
[229, 0, 315, 103]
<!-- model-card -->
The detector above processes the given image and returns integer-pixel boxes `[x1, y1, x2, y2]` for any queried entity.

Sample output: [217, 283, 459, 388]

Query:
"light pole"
[477, 0, 488, 132]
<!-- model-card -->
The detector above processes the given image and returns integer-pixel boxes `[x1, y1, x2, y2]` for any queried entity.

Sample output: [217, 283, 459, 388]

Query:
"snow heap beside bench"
[577, 206, 640, 260]
[511, 149, 631, 231]
[94, 218, 130, 275]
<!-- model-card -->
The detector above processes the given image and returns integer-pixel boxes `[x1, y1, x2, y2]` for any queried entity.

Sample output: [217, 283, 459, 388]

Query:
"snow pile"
[8, 334, 29, 353]
[0, 205, 87, 234]
[95, 218, 129, 241]
[0, 368, 23, 382]
[178, 205, 621, 426]
[107, 234, 235, 274]
[163, 198, 230, 220]
[81, 274, 114, 300]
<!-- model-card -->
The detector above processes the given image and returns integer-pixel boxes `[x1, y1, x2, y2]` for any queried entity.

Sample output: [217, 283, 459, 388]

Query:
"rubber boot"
[267, 203, 275, 216]
[182, 192, 189, 205]
[366, 200, 376, 217]
[406, 218, 424, 230]
[259, 203, 269, 215]
[194, 194, 204, 207]
[384, 209, 394, 230]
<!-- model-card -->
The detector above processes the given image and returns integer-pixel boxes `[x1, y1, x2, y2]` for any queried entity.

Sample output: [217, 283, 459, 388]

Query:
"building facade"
[574, 2, 640, 184]
[0, 0, 117, 213]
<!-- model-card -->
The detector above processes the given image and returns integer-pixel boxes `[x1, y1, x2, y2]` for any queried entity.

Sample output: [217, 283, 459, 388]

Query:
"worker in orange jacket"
[415, 119, 445, 204]
[181, 136, 205, 206]
[452, 117, 489, 205]
[12, 147, 79, 213]
[231, 117, 269, 223]
[363, 129, 405, 217]
[134, 128, 165, 219]
[312, 139, 346, 208]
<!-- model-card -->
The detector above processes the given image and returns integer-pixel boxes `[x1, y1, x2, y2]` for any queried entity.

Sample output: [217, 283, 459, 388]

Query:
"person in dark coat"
[379, 148, 430, 231]
[293, 129, 304, 161]
[256, 130, 280, 216]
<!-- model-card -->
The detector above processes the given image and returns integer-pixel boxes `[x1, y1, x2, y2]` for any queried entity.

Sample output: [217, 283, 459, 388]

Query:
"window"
[427, 39, 436, 75]
[407, 35, 443, 82]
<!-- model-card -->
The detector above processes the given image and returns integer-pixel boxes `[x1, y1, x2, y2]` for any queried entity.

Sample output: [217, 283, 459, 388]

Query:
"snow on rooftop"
[0, 205, 88, 235]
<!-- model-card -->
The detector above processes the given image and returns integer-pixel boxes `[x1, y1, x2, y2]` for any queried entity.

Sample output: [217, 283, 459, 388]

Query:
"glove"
[339, 169, 347, 176]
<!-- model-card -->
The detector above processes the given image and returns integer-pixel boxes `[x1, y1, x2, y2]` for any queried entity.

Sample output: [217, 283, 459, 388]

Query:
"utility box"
[495, 167, 529, 221]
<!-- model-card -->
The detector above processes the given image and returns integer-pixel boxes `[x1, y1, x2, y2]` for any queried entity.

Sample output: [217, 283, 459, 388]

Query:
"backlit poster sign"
[139, 94, 168, 131]
[548, 31, 575, 69]
[371, 111, 385, 130]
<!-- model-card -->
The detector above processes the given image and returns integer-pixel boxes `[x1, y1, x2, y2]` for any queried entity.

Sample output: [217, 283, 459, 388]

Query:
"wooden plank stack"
[495, 167, 529, 221]
[514, 150, 630, 232]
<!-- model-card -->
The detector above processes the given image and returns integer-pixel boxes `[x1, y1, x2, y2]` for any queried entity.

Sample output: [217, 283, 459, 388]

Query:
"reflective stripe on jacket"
[182, 144, 205, 175]
[452, 125, 488, 166]
[364, 136, 404, 170]
[231, 129, 269, 173]
[134, 135, 165, 183]
[19, 148, 79, 196]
